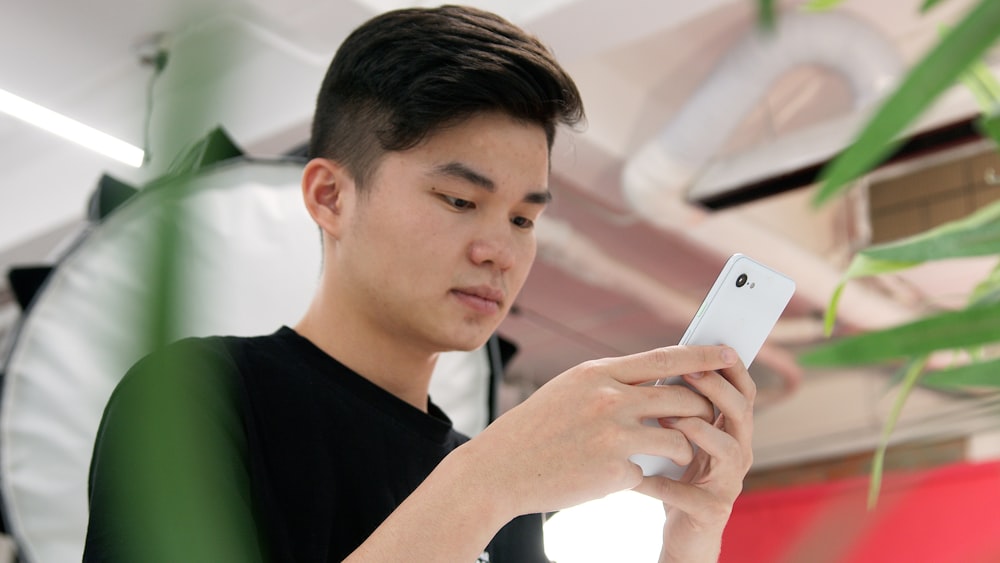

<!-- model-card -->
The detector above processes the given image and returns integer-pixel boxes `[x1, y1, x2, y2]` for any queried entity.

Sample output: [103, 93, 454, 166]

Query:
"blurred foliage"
[801, 0, 847, 12]
[757, 0, 1000, 508]
[758, 0, 776, 31]
[811, 0, 1000, 206]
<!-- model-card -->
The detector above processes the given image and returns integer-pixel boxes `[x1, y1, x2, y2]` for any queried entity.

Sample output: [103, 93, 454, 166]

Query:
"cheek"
[511, 238, 538, 284]
[522, 238, 538, 266]
[390, 218, 461, 277]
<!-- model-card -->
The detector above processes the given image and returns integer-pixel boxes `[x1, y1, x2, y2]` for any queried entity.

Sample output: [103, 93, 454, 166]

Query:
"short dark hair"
[307, 5, 584, 189]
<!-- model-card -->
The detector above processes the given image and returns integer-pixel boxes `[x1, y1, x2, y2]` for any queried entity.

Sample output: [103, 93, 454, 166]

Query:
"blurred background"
[2, 0, 1000, 561]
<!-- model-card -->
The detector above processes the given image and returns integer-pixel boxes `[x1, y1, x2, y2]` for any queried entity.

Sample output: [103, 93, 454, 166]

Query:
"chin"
[436, 329, 494, 353]
[429, 311, 505, 353]
[444, 337, 491, 353]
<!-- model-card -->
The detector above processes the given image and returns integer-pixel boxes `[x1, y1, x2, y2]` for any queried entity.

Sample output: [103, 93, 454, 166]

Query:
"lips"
[451, 285, 505, 313]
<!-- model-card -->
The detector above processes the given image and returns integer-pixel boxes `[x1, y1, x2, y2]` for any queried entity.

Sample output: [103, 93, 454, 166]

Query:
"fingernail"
[687, 371, 704, 379]
[660, 417, 679, 427]
[721, 348, 737, 364]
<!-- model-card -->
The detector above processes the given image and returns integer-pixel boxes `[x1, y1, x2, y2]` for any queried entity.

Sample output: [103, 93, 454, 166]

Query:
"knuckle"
[614, 458, 643, 487]
[577, 358, 607, 381]
[746, 377, 758, 403]
[656, 475, 675, 498]
[701, 346, 714, 366]
[744, 400, 756, 423]
[592, 386, 625, 415]
[648, 347, 676, 372]
[668, 430, 695, 465]
[739, 391, 756, 422]
[625, 463, 644, 488]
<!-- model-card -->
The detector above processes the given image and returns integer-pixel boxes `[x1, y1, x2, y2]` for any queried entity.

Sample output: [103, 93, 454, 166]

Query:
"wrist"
[346, 442, 516, 562]
[432, 441, 518, 531]
[659, 515, 725, 563]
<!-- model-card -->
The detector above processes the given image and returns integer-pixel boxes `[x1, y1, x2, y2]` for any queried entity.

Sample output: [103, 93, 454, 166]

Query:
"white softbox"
[0, 156, 494, 563]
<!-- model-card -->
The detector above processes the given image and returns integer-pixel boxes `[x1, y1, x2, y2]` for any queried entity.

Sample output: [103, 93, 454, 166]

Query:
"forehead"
[415, 113, 549, 173]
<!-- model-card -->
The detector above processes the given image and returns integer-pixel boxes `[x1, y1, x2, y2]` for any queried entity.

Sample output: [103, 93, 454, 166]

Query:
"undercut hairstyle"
[307, 4, 585, 190]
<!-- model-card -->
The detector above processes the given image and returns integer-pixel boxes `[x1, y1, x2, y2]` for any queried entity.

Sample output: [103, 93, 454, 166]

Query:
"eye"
[511, 216, 534, 229]
[442, 195, 476, 210]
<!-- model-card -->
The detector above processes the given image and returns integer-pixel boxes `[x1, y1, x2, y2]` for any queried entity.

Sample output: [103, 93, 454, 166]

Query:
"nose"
[468, 221, 516, 271]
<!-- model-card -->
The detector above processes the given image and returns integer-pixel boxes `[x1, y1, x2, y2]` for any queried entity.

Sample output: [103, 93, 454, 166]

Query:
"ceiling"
[3, 0, 1000, 471]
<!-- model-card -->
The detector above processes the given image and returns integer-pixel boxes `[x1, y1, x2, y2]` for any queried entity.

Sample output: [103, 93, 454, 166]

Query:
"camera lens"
[736, 273, 748, 288]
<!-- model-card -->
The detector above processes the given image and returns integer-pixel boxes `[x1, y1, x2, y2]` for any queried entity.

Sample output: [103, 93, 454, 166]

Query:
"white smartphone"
[631, 253, 796, 478]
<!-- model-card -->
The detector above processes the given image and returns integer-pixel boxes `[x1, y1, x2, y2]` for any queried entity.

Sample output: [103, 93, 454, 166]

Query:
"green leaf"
[960, 74, 995, 112]
[801, 0, 845, 11]
[166, 127, 243, 176]
[957, 41, 1000, 146]
[823, 256, 920, 336]
[862, 199, 1000, 262]
[922, 358, 1000, 388]
[921, 0, 948, 12]
[758, 0, 776, 32]
[801, 299, 1000, 367]
[970, 259, 1000, 306]
[968, 57, 1000, 102]
[959, 60, 1000, 109]
[812, 0, 1000, 206]
[823, 282, 847, 336]
[869, 357, 928, 510]
[824, 202, 1000, 331]
[979, 110, 1000, 147]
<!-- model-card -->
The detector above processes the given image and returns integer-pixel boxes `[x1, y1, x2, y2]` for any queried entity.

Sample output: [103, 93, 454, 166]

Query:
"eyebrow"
[432, 161, 552, 205]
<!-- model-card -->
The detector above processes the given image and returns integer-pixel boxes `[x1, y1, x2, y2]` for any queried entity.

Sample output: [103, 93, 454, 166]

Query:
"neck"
[294, 290, 438, 412]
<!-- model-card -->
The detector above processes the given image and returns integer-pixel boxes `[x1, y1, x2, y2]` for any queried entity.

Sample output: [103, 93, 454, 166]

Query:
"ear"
[301, 157, 355, 240]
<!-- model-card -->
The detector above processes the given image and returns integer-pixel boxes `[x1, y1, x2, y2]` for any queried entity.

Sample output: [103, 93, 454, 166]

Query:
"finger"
[681, 370, 754, 444]
[665, 417, 750, 476]
[631, 425, 696, 467]
[628, 383, 714, 423]
[592, 345, 738, 386]
[633, 475, 729, 525]
[682, 361, 753, 404]
[719, 359, 757, 405]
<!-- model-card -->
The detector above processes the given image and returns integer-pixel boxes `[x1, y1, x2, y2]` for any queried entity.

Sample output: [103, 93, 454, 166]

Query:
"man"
[84, 5, 754, 562]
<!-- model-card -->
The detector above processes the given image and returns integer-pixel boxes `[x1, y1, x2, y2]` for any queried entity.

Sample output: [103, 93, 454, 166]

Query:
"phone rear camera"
[736, 273, 748, 288]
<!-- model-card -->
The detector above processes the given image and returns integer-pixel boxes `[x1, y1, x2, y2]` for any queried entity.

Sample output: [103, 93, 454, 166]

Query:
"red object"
[721, 460, 1000, 563]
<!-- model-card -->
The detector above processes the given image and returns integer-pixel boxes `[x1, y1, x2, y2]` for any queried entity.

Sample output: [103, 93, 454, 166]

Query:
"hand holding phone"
[631, 254, 795, 478]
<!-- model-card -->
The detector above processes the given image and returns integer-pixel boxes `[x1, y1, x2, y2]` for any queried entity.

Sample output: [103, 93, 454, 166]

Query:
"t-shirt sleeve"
[82, 338, 267, 562]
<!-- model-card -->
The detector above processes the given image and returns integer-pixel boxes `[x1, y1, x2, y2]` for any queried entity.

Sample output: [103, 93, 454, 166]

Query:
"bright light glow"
[544, 490, 665, 562]
[0, 88, 144, 167]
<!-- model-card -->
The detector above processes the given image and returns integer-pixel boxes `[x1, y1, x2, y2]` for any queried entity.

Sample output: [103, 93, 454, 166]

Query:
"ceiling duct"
[622, 11, 917, 333]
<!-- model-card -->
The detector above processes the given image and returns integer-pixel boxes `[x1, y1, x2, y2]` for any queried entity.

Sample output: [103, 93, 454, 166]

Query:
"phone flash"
[749, 282, 756, 289]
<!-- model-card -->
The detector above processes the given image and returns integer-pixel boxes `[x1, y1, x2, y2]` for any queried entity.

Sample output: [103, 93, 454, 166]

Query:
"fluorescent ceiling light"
[0, 88, 144, 167]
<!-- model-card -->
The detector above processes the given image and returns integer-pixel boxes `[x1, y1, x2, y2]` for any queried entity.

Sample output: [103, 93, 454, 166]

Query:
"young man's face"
[335, 112, 550, 354]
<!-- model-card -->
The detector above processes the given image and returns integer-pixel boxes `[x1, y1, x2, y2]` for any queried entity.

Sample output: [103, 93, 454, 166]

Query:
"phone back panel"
[675, 254, 794, 370]
[638, 254, 794, 476]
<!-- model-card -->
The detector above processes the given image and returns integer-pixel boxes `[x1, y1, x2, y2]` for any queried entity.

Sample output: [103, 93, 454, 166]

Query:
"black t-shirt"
[83, 327, 548, 562]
